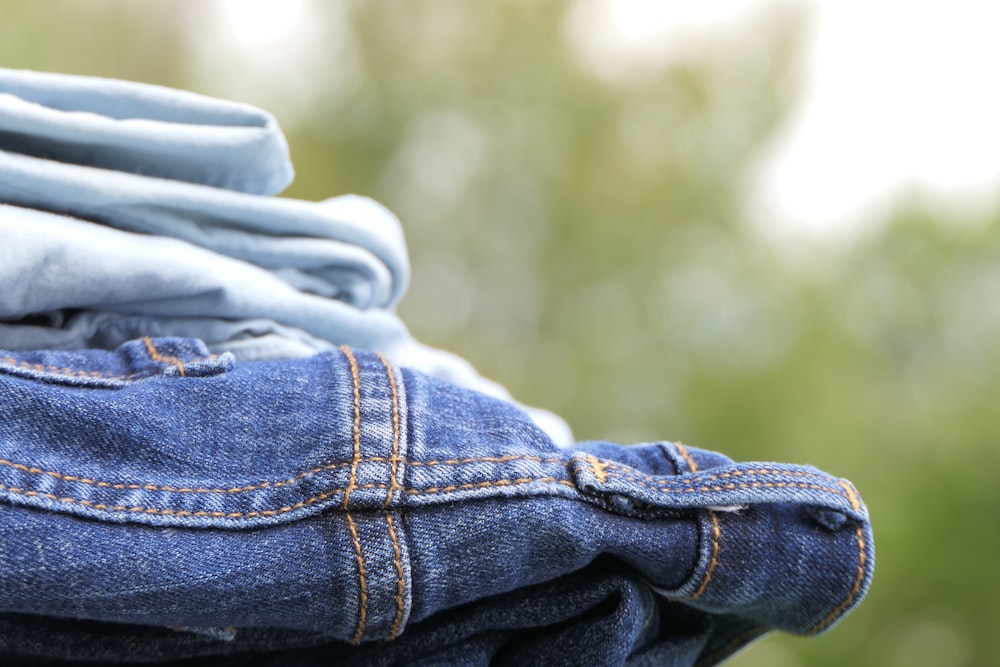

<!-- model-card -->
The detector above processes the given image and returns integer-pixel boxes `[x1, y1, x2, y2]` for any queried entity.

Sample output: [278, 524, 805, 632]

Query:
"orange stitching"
[676, 443, 721, 601]
[605, 462, 848, 499]
[3, 341, 217, 381]
[0, 455, 847, 501]
[143, 337, 186, 377]
[0, 476, 577, 518]
[0, 454, 568, 496]
[377, 352, 407, 641]
[340, 346, 368, 644]
[839, 479, 862, 512]
[691, 510, 720, 600]
[0, 481, 349, 517]
[585, 454, 609, 482]
[342, 346, 363, 507]
[378, 353, 402, 508]
[1, 356, 142, 381]
[608, 460, 833, 484]
[806, 481, 867, 635]
[385, 512, 406, 641]
[675, 442, 699, 471]
[0, 457, 360, 493]
[346, 513, 369, 645]
[805, 524, 866, 635]
[694, 626, 768, 667]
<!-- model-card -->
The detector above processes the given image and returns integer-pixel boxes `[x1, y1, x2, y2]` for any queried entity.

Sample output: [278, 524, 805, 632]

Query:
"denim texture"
[0, 67, 571, 445]
[0, 68, 293, 194]
[0, 338, 875, 665]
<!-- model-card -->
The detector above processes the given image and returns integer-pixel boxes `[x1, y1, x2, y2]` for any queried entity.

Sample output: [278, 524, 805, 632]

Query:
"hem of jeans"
[647, 442, 721, 602]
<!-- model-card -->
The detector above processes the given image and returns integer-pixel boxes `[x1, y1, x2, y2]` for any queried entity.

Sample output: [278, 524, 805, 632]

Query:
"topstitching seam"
[384, 512, 406, 641]
[615, 470, 849, 498]
[805, 480, 867, 635]
[0, 456, 849, 501]
[143, 337, 187, 377]
[377, 352, 407, 641]
[0, 357, 143, 380]
[0, 454, 568, 495]
[378, 352, 402, 509]
[606, 459, 834, 483]
[676, 443, 720, 601]
[0, 476, 577, 518]
[2, 339, 215, 381]
[587, 455, 850, 500]
[340, 346, 368, 645]
[342, 346, 363, 508]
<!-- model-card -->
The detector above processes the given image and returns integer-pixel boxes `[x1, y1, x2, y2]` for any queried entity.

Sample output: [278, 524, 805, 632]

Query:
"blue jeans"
[0, 338, 874, 665]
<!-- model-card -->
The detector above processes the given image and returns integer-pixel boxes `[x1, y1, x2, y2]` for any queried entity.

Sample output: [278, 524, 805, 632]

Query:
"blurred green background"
[2, 1, 995, 665]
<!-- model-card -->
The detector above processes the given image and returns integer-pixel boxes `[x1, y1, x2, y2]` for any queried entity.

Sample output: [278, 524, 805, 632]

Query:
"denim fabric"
[0, 67, 406, 309]
[0, 203, 408, 354]
[0, 68, 571, 445]
[0, 152, 408, 310]
[0, 68, 293, 194]
[0, 338, 874, 665]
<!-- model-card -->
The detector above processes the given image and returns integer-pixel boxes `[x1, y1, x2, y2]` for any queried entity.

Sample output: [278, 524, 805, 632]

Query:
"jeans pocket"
[0, 336, 233, 389]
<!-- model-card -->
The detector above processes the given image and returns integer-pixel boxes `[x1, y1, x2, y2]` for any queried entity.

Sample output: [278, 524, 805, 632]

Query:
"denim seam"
[0, 459, 571, 494]
[143, 337, 187, 376]
[582, 454, 609, 482]
[0, 478, 578, 518]
[603, 463, 850, 500]
[675, 443, 720, 601]
[340, 346, 369, 645]
[377, 352, 406, 641]
[0, 457, 351, 493]
[4, 468, 858, 515]
[384, 513, 406, 641]
[0, 455, 569, 495]
[0, 480, 369, 517]
[378, 353, 403, 510]
[805, 480, 868, 635]
[1, 336, 217, 381]
[606, 460, 835, 483]
[0, 463, 851, 512]
[0, 357, 144, 380]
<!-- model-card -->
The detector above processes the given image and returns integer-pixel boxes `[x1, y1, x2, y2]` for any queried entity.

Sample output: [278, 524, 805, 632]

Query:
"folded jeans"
[0, 338, 874, 665]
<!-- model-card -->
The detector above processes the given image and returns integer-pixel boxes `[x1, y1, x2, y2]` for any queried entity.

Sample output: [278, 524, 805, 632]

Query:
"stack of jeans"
[0, 70, 873, 666]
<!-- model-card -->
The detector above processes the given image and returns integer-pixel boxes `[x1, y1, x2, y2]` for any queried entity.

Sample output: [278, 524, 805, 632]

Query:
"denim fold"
[0, 339, 875, 665]
[0, 67, 293, 194]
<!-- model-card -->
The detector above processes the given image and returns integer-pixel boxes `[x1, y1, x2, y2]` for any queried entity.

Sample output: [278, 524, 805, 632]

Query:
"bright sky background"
[565, 0, 1000, 246]
[207, 0, 1000, 247]
[744, 0, 1000, 246]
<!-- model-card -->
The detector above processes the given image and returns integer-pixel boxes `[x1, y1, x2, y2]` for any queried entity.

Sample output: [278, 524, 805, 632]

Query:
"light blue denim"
[0, 68, 293, 194]
[0, 338, 874, 665]
[0, 68, 570, 444]
[0, 136, 408, 310]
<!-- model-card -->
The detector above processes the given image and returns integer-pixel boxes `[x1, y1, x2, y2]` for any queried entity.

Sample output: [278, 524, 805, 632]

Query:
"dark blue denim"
[0, 338, 874, 665]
